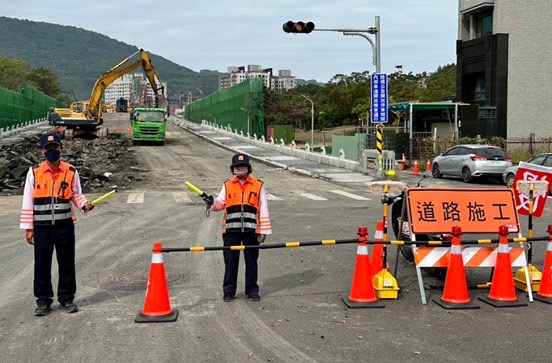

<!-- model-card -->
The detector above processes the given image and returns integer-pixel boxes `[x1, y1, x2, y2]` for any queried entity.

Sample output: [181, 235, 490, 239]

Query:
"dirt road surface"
[1, 115, 551, 362]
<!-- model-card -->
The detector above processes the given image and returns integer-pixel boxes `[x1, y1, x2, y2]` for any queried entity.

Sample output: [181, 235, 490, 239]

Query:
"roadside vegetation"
[264, 64, 456, 131]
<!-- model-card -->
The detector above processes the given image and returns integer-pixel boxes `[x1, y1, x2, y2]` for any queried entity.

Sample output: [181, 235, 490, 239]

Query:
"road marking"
[266, 193, 283, 201]
[127, 192, 144, 204]
[265, 155, 299, 161]
[295, 190, 328, 201]
[329, 190, 371, 200]
[165, 131, 181, 138]
[172, 192, 192, 203]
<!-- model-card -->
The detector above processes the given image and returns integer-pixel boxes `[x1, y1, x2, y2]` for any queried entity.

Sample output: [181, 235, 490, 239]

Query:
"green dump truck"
[130, 107, 167, 145]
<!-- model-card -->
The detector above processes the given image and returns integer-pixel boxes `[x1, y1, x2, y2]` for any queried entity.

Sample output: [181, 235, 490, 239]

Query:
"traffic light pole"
[283, 16, 385, 179]
[313, 16, 384, 179]
[312, 16, 380, 73]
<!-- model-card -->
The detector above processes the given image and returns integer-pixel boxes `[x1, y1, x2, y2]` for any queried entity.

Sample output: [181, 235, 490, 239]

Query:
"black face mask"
[45, 149, 61, 162]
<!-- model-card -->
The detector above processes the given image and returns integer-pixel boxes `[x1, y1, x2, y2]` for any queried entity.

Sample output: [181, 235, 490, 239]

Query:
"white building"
[219, 65, 297, 91]
[104, 73, 167, 107]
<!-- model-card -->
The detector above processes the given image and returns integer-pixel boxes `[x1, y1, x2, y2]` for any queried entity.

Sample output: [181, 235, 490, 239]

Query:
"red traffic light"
[282, 21, 315, 34]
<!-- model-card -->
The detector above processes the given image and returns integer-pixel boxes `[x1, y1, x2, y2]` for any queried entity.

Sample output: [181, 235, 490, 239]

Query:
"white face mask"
[233, 166, 248, 177]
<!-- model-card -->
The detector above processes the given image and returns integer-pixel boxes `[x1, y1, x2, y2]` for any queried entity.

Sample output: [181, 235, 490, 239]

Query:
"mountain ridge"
[0, 16, 323, 102]
[0, 16, 223, 100]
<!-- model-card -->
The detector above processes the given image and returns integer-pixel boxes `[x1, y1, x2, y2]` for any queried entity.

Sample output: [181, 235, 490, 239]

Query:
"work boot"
[247, 294, 261, 302]
[34, 305, 51, 317]
[59, 302, 78, 313]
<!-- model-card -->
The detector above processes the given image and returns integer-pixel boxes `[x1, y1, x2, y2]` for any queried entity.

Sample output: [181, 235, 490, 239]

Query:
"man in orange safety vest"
[20, 133, 94, 316]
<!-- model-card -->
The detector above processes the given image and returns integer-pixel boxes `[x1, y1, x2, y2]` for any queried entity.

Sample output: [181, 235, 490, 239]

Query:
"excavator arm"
[86, 48, 166, 125]
[48, 48, 166, 137]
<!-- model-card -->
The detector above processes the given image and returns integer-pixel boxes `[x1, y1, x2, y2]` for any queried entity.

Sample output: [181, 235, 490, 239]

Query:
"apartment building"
[218, 65, 297, 91]
[457, 0, 552, 138]
[104, 73, 168, 107]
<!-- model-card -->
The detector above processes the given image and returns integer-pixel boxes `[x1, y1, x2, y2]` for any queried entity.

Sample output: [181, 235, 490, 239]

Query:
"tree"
[419, 64, 456, 101]
[0, 57, 62, 98]
[29, 67, 62, 98]
[263, 65, 456, 131]
[0, 57, 32, 91]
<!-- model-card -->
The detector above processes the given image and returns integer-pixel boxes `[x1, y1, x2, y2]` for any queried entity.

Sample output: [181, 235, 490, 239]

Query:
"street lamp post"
[208, 113, 216, 123]
[300, 95, 314, 148]
[239, 107, 250, 135]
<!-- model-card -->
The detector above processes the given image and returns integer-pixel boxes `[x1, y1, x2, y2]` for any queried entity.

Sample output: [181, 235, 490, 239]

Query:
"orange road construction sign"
[406, 188, 520, 234]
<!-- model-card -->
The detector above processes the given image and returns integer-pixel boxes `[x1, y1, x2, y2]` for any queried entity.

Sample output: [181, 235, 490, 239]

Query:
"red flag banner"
[512, 162, 552, 217]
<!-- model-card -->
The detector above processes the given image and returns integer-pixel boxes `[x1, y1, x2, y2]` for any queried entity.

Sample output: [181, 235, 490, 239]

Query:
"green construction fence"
[0, 85, 63, 131]
[185, 78, 265, 137]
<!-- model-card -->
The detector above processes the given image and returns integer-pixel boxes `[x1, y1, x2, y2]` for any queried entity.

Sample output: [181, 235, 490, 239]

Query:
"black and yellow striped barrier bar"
[162, 239, 359, 252]
[161, 235, 549, 253]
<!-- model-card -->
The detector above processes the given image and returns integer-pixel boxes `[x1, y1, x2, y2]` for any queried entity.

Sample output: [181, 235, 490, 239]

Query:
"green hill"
[0, 16, 221, 100]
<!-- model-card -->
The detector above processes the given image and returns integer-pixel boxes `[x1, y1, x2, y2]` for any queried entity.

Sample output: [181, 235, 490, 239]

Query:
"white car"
[502, 153, 552, 195]
[432, 144, 512, 183]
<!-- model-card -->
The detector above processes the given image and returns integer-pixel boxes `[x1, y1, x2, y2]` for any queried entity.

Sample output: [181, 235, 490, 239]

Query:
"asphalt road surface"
[1, 119, 551, 362]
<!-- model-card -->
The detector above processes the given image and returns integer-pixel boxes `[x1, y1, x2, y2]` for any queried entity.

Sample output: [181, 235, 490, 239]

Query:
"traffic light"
[282, 21, 315, 34]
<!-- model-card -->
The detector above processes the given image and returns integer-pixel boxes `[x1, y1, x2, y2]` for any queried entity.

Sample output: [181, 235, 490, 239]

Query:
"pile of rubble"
[0, 133, 146, 196]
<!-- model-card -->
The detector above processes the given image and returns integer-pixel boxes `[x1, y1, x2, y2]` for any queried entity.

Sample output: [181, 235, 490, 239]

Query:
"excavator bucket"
[156, 95, 169, 109]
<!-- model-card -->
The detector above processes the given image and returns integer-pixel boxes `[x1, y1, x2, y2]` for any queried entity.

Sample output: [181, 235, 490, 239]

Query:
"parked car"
[432, 144, 512, 183]
[502, 153, 552, 194]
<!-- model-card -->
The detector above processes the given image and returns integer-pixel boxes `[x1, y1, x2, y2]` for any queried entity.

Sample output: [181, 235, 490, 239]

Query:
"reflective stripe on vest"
[223, 177, 263, 234]
[32, 161, 76, 226]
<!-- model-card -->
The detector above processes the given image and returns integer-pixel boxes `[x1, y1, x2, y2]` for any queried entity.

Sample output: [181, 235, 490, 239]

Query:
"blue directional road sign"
[371, 73, 388, 123]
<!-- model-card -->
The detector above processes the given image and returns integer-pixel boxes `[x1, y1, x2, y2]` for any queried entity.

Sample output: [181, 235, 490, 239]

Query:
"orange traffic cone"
[135, 241, 179, 323]
[342, 226, 384, 308]
[128, 126, 132, 133]
[371, 221, 385, 277]
[535, 224, 552, 304]
[119, 126, 123, 133]
[425, 159, 431, 173]
[434, 226, 479, 309]
[478, 226, 528, 308]
[411, 160, 420, 175]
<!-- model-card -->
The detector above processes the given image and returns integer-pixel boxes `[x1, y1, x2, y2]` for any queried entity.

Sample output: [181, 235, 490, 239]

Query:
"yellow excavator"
[48, 48, 168, 139]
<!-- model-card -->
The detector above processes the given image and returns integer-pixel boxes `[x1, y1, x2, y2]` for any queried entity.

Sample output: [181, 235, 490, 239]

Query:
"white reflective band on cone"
[357, 245, 369, 255]
[497, 243, 509, 253]
[451, 244, 462, 254]
[548, 242, 552, 252]
[151, 253, 164, 263]
[374, 232, 383, 239]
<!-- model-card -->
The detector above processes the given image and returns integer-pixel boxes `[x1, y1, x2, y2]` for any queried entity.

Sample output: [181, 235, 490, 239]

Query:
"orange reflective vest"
[32, 161, 76, 226]
[222, 177, 263, 234]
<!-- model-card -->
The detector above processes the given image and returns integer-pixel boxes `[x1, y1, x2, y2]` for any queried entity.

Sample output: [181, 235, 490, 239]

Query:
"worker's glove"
[82, 202, 95, 211]
[257, 234, 267, 244]
[203, 194, 214, 208]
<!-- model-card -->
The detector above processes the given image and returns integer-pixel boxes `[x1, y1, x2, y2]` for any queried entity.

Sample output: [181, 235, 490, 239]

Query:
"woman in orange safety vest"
[206, 153, 272, 302]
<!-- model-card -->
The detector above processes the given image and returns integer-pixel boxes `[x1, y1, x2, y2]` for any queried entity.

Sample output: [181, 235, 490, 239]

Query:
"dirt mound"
[0, 133, 144, 196]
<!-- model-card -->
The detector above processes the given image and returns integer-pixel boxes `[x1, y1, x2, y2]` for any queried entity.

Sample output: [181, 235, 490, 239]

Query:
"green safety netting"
[185, 78, 265, 137]
[0, 85, 62, 129]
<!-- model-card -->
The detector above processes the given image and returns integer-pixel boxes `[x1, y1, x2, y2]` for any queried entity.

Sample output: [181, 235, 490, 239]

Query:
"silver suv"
[432, 144, 512, 183]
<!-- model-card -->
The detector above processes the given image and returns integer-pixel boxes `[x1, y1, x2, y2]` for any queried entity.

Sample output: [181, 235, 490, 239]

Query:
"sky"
[1, 0, 459, 83]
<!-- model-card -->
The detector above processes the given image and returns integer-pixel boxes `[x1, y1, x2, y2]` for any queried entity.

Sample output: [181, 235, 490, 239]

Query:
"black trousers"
[33, 223, 76, 306]
[222, 232, 259, 297]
